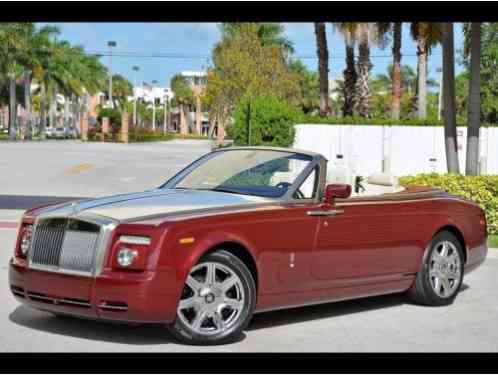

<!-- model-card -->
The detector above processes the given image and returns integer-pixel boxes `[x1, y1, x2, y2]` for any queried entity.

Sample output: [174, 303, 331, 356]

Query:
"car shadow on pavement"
[248, 284, 470, 331]
[9, 306, 174, 345]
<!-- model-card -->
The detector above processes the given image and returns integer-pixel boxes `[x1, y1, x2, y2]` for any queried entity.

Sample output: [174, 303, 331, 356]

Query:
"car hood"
[36, 189, 273, 222]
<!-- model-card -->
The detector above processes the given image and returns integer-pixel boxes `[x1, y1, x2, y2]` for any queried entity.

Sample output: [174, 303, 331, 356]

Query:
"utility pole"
[107, 41, 116, 108]
[151, 80, 157, 131]
[132, 66, 139, 127]
[437, 67, 443, 121]
[163, 89, 168, 134]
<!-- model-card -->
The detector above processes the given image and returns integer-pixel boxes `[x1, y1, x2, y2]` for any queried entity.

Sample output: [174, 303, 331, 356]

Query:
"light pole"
[107, 41, 116, 108]
[436, 67, 443, 121]
[151, 80, 157, 131]
[163, 89, 169, 134]
[132, 66, 139, 127]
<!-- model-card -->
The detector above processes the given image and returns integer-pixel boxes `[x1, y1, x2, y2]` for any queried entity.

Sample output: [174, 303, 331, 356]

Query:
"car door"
[310, 198, 421, 288]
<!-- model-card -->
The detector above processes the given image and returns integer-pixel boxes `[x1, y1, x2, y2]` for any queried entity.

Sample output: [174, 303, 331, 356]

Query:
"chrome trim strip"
[98, 302, 128, 311]
[119, 235, 151, 245]
[307, 209, 344, 216]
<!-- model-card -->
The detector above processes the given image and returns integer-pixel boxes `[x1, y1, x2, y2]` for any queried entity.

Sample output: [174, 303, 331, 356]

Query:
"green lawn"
[488, 235, 498, 248]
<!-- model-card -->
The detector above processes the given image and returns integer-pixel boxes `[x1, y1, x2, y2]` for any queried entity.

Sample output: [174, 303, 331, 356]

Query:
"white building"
[131, 86, 173, 106]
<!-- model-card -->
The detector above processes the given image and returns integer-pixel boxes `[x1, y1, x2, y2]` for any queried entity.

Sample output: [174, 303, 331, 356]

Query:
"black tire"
[408, 230, 464, 306]
[167, 250, 256, 345]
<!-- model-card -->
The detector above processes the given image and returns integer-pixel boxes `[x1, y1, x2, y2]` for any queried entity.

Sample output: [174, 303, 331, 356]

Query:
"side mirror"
[324, 183, 351, 203]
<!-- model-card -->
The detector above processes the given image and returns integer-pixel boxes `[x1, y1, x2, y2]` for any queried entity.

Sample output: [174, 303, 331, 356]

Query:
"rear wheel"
[408, 231, 464, 306]
[167, 250, 256, 345]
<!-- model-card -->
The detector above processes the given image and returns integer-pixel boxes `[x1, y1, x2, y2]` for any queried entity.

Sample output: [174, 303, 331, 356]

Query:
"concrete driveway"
[2, 222, 498, 352]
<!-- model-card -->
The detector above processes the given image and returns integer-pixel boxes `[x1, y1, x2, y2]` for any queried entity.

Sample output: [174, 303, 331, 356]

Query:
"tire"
[167, 250, 256, 345]
[408, 230, 464, 306]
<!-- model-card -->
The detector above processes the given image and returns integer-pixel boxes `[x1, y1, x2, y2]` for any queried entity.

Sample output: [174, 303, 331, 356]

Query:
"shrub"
[128, 127, 174, 143]
[298, 114, 498, 127]
[399, 173, 498, 234]
[231, 95, 301, 147]
[97, 108, 122, 126]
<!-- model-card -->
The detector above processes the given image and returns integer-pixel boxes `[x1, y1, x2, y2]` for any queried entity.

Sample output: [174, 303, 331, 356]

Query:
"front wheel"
[408, 231, 464, 306]
[167, 250, 256, 345]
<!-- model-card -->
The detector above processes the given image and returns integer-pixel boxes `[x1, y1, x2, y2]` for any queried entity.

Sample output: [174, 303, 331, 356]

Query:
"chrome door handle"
[307, 209, 344, 216]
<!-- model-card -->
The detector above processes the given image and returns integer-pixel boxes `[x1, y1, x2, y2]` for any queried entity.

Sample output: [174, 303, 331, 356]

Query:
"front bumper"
[9, 257, 180, 324]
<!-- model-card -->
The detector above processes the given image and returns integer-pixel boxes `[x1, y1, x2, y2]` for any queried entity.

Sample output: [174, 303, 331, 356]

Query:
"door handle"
[307, 209, 344, 216]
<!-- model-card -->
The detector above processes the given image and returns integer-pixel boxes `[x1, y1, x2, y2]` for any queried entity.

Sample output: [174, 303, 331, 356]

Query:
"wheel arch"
[202, 241, 259, 292]
[431, 224, 467, 264]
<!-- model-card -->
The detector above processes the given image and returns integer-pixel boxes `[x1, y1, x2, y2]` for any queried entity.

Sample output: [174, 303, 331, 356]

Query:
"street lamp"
[132, 66, 139, 127]
[151, 80, 157, 131]
[107, 41, 117, 108]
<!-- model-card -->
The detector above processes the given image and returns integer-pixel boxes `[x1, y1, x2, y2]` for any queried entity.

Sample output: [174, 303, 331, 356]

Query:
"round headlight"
[20, 225, 33, 256]
[117, 248, 138, 267]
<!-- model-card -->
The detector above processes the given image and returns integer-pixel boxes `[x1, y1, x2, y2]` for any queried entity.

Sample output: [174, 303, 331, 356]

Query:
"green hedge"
[298, 114, 498, 127]
[129, 128, 174, 143]
[399, 174, 498, 235]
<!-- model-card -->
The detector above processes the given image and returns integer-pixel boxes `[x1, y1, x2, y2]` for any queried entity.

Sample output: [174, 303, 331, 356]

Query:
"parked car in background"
[53, 127, 66, 139]
[66, 127, 78, 139]
[9, 147, 488, 345]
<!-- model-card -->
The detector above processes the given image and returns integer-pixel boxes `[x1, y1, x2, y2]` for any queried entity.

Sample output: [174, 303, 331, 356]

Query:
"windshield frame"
[159, 147, 325, 203]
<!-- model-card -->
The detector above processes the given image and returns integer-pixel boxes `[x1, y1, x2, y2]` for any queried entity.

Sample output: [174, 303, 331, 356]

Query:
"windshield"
[168, 149, 313, 198]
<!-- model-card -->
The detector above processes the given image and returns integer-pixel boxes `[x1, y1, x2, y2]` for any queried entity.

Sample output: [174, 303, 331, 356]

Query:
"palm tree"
[171, 74, 194, 135]
[391, 22, 402, 120]
[314, 22, 330, 116]
[442, 22, 460, 174]
[333, 23, 358, 117]
[465, 23, 481, 176]
[410, 23, 442, 119]
[356, 23, 377, 118]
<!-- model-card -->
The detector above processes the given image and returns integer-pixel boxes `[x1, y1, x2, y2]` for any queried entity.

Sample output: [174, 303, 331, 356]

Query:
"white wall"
[293, 124, 498, 177]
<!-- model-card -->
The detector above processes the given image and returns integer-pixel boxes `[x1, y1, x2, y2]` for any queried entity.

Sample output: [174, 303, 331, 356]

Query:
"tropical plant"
[314, 22, 330, 116]
[333, 23, 359, 117]
[356, 23, 378, 118]
[288, 59, 320, 113]
[102, 74, 132, 109]
[441, 22, 460, 174]
[465, 23, 482, 176]
[170, 74, 194, 135]
[410, 23, 443, 119]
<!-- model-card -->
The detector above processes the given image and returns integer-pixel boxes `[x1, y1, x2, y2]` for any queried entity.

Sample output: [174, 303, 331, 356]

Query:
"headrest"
[367, 172, 399, 187]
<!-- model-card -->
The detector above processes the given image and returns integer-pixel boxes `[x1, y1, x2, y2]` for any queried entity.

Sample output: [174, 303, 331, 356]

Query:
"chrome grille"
[29, 218, 101, 275]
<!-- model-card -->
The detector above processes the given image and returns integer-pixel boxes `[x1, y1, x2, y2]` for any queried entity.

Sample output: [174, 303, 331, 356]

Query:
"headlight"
[20, 225, 33, 256]
[117, 248, 138, 267]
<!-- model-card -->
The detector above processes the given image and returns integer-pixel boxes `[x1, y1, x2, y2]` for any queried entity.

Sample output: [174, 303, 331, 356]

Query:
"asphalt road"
[1, 224, 498, 352]
[0, 140, 212, 200]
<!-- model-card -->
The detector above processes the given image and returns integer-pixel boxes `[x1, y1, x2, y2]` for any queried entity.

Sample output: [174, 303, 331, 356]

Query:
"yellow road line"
[65, 163, 92, 174]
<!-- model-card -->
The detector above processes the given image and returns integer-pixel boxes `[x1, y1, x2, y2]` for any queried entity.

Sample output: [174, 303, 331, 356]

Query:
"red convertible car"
[9, 147, 488, 345]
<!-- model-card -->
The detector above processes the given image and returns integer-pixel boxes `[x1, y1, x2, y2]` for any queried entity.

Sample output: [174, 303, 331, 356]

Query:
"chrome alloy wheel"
[178, 261, 245, 336]
[429, 240, 462, 298]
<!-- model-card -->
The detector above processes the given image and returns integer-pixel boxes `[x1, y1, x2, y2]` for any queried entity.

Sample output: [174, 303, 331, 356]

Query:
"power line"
[75, 49, 442, 60]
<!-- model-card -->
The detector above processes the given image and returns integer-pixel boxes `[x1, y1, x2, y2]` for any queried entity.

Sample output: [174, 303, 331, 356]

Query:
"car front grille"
[29, 218, 101, 275]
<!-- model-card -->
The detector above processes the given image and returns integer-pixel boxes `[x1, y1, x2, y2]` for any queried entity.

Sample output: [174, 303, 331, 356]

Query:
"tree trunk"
[24, 75, 32, 140]
[391, 22, 402, 120]
[64, 96, 70, 130]
[40, 84, 47, 140]
[49, 87, 57, 128]
[417, 36, 428, 119]
[195, 95, 202, 135]
[8, 75, 16, 141]
[357, 37, 372, 118]
[465, 22, 481, 176]
[342, 44, 357, 117]
[442, 22, 460, 174]
[179, 104, 188, 135]
[314, 22, 330, 117]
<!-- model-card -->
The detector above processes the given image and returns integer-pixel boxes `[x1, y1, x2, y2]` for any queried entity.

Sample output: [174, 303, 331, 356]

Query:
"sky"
[38, 22, 465, 88]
